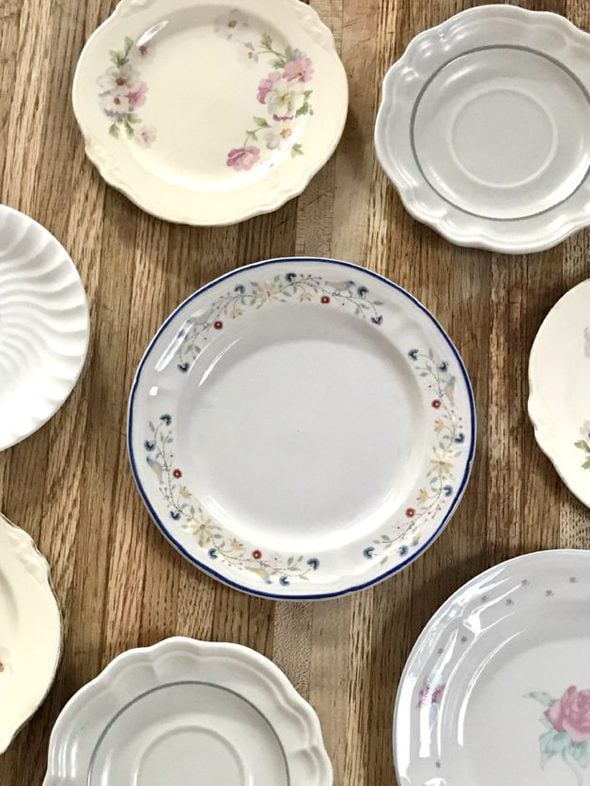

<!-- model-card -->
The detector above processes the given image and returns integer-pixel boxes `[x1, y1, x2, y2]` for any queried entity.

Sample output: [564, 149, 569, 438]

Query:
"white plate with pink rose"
[394, 550, 590, 786]
[72, 0, 348, 226]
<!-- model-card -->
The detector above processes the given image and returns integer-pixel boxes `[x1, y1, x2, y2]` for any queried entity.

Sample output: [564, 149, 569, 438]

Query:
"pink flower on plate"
[226, 146, 260, 171]
[257, 71, 281, 104]
[127, 81, 148, 110]
[136, 125, 156, 147]
[283, 55, 314, 83]
[546, 686, 590, 743]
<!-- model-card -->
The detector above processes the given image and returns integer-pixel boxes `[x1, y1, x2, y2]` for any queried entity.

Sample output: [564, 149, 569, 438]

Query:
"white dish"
[128, 257, 475, 599]
[0, 513, 62, 753]
[529, 279, 590, 508]
[72, 0, 348, 225]
[0, 205, 90, 451]
[394, 550, 590, 786]
[44, 637, 331, 786]
[375, 5, 590, 254]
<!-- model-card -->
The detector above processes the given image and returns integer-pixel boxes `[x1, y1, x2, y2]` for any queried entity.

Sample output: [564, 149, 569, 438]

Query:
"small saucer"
[375, 5, 590, 253]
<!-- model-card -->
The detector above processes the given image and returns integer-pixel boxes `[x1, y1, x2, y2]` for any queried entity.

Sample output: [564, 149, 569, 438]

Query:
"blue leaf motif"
[285, 272, 297, 283]
[208, 547, 218, 559]
[439, 361, 448, 372]
[443, 485, 453, 497]
[235, 284, 246, 294]
[454, 433, 465, 444]
[371, 315, 383, 325]
[160, 414, 172, 425]
[144, 440, 155, 451]
[408, 349, 419, 360]
[177, 362, 189, 372]
[363, 546, 375, 559]
[357, 286, 368, 297]
[170, 510, 181, 520]
[399, 545, 409, 556]
[279, 576, 290, 586]
[307, 557, 320, 570]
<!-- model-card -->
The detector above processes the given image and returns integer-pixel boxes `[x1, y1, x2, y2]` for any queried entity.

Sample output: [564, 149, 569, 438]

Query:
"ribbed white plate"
[0, 513, 62, 753]
[44, 637, 332, 786]
[72, 0, 348, 225]
[529, 279, 590, 508]
[375, 5, 590, 253]
[0, 206, 90, 451]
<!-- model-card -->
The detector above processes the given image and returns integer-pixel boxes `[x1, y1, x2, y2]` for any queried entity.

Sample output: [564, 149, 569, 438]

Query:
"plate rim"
[127, 256, 477, 601]
[71, 0, 349, 227]
[374, 4, 590, 254]
[44, 635, 332, 785]
[0, 513, 63, 754]
[392, 548, 590, 784]
[0, 204, 90, 451]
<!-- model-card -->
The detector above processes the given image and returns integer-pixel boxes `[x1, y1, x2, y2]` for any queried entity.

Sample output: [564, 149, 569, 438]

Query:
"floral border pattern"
[363, 350, 465, 562]
[145, 414, 320, 586]
[173, 271, 384, 372]
[528, 687, 590, 785]
[215, 9, 313, 170]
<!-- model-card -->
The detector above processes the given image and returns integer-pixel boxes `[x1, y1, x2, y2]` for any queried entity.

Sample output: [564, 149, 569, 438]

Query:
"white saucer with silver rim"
[375, 5, 590, 253]
[44, 637, 331, 786]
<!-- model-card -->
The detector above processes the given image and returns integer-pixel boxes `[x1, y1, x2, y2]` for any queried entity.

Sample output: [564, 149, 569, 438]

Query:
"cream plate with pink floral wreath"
[72, 0, 347, 225]
[0, 513, 62, 754]
[529, 279, 590, 509]
[395, 550, 590, 786]
[128, 257, 475, 599]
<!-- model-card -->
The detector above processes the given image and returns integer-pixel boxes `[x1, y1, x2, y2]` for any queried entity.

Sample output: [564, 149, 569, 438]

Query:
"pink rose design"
[127, 81, 148, 110]
[226, 146, 260, 171]
[136, 125, 156, 148]
[257, 71, 281, 104]
[546, 686, 590, 743]
[283, 56, 314, 83]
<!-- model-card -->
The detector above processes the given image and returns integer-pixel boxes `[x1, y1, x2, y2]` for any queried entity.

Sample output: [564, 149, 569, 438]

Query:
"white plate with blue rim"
[44, 637, 331, 786]
[394, 550, 590, 786]
[128, 257, 475, 599]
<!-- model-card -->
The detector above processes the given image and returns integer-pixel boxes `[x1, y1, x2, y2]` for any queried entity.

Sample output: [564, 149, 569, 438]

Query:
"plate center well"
[125, 6, 310, 190]
[89, 682, 287, 786]
[176, 307, 425, 553]
[412, 47, 590, 220]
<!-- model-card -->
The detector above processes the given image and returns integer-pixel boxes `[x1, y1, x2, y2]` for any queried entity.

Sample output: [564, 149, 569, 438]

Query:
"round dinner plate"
[44, 637, 331, 786]
[0, 206, 89, 451]
[375, 5, 590, 254]
[128, 257, 475, 599]
[394, 550, 590, 786]
[529, 279, 590, 508]
[72, 0, 348, 225]
[0, 513, 62, 753]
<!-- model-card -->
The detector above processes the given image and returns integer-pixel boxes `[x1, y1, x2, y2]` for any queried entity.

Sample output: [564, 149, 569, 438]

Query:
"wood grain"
[1, 0, 590, 784]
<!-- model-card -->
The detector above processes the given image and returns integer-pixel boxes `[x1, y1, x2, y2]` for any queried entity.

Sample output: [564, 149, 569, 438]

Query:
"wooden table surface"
[1, 0, 590, 783]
